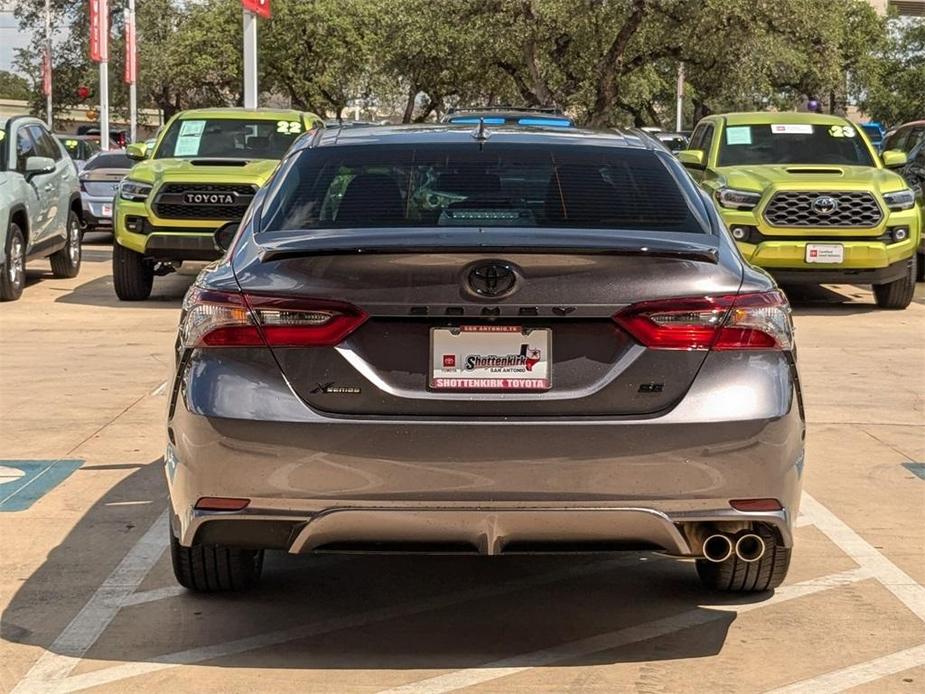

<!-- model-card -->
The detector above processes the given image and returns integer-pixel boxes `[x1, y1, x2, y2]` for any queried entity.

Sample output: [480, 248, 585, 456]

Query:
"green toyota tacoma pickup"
[679, 112, 920, 309]
[113, 108, 322, 300]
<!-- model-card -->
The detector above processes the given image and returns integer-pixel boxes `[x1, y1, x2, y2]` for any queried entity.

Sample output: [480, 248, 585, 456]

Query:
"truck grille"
[152, 183, 257, 220]
[763, 191, 883, 228]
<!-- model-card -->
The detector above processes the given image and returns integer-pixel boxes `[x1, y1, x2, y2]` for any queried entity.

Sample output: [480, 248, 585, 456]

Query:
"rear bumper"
[81, 197, 114, 228]
[166, 349, 805, 557]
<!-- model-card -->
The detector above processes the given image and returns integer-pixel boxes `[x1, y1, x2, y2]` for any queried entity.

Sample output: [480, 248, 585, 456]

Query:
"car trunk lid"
[230, 229, 741, 417]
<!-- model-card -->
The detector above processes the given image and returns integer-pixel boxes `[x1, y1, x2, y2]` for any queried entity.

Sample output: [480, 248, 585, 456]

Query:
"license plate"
[430, 326, 551, 391]
[805, 243, 844, 264]
[101, 203, 112, 218]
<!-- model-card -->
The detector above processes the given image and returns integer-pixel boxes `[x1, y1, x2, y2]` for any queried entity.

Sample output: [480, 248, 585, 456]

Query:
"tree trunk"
[414, 94, 442, 123]
[586, 0, 650, 128]
[402, 85, 417, 124]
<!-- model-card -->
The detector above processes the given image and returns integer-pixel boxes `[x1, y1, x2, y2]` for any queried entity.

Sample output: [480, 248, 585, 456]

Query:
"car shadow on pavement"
[53, 271, 197, 308]
[781, 283, 883, 315]
[1, 460, 771, 678]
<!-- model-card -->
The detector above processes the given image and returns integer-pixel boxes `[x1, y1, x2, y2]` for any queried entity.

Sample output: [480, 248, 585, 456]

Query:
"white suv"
[1, 116, 82, 301]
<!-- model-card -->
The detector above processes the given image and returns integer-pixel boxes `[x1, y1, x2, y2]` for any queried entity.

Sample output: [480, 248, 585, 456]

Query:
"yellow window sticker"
[276, 121, 302, 134]
[725, 127, 752, 145]
[65, 139, 78, 148]
[175, 119, 206, 156]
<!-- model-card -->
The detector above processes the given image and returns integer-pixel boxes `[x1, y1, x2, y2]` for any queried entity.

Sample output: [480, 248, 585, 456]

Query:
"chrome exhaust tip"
[735, 533, 766, 562]
[702, 533, 734, 563]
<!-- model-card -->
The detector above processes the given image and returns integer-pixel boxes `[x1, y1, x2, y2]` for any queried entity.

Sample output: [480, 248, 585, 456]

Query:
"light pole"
[44, 0, 52, 130]
[241, 1, 271, 108]
[125, 0, 137, 143]
[242, 9, 257, 108]
[675, 62, 684, 133]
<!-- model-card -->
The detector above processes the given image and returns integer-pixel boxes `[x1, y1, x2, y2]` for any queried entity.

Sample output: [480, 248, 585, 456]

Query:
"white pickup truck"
[1, 115, 83, 301]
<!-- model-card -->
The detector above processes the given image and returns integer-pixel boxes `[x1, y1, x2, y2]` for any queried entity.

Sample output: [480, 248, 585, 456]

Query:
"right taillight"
[180, 287, 367, 348]
[614, 290, 793, 351]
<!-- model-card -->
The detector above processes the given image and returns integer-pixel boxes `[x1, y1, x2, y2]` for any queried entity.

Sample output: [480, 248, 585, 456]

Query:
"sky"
[0, 4, 34, 77]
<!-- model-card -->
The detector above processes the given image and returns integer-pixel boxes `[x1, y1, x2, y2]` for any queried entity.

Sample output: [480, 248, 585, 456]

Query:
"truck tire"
[917, 251, 924, 282]
[50, 210, 83, 279]
[873, 257, 916, 310]
[696, 525, 791, 593]
[0, 222, 26, 301]
[170, 527, 264, 592]
[112, 242, 154, 301]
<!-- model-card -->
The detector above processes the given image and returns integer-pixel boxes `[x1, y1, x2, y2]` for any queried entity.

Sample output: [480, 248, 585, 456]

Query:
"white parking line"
[28, 554, 663, 693]
[375, 568, 871, 694]
[149, 381, 167, 397]
[800, 493, 925, 622]
[13, 492, 924, 693]
[766, 642, 925, 693]
[11, 510, 169, 694]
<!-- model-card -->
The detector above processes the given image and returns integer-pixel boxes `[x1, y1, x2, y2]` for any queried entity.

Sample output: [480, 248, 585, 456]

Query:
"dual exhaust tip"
[702, 531, 766, 563]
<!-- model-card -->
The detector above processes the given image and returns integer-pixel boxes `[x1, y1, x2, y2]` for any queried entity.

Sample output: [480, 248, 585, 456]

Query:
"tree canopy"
[9, 0, 920, 129]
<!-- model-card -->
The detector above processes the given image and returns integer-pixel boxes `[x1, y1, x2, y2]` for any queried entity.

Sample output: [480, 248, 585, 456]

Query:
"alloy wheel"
[9, 235, 23, 288]
[68, 217, 81, 265]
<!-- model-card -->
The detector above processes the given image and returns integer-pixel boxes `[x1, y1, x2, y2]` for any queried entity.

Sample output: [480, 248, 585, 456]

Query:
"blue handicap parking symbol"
[0, 460, 84, 512]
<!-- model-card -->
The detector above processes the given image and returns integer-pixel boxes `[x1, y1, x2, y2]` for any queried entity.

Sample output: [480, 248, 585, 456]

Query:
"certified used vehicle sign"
[430, 325, 550, 390]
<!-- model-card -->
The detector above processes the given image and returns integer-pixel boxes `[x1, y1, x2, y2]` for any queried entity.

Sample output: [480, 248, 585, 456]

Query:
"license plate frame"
[805, 243, 844, 264]
[429, 325, 551, 391]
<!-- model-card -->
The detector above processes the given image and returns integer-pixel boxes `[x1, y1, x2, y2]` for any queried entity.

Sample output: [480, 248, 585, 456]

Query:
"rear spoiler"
[255, 228, 719, 264]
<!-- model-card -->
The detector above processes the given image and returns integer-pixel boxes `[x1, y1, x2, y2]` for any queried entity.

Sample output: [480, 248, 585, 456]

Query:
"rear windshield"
[58, 137, 100, 160]
[718, 123, 875, 167]
[260, 144, 706, 233]
[83, 153, 133, 170]
[154, 117, 304, 159]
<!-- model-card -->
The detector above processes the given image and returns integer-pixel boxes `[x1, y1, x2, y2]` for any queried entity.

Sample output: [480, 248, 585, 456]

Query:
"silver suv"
[1, 116, 83, 301]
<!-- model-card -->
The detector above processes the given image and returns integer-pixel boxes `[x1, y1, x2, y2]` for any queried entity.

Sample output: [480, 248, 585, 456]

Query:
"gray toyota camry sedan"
[166, 124, 804, 594]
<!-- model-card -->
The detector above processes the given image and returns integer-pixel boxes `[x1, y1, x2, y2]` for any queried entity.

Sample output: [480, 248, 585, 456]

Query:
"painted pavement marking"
[766, 642, 925, 693]
[11, 510, 169, 694]
[10, 491, 925, 693]
[902, 462, 925, 480]
[24, 553, 667, 693]
[0, 460, 83, 512]
[375, 568, 872, 694]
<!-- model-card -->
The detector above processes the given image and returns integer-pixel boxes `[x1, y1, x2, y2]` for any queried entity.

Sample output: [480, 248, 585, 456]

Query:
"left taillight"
[180, 287, 367, 348]
[613, 290, 793, 351]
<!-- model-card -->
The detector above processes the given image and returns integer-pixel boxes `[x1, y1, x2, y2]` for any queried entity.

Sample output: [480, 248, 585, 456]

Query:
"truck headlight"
[120, 179, 152, 202]
[882, 188, 916, 212]
[715, 187, 762, 210]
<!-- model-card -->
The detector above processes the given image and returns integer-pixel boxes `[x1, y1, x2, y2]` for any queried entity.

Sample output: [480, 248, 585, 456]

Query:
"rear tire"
[50, 210, 82, 279]
[696, 525, 790, 592]
[112, 242, 154, 301]
[170, 526, 264, 592]
[873, 256, 916, 309]
[917, 252, 924, 282]
[0, 222, 26, 301]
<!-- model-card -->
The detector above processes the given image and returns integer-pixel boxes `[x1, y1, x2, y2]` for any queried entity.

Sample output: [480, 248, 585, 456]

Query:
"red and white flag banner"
[124, 9, 136, 83]
[89, 0, 108, 62]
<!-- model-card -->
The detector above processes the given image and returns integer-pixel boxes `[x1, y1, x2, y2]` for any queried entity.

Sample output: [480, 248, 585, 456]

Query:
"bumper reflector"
[730, 498, 783, 512]
[195, 497, 250, 511]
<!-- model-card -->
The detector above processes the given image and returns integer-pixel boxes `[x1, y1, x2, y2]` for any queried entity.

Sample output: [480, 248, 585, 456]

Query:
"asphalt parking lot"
[0, 233, 923, 693]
